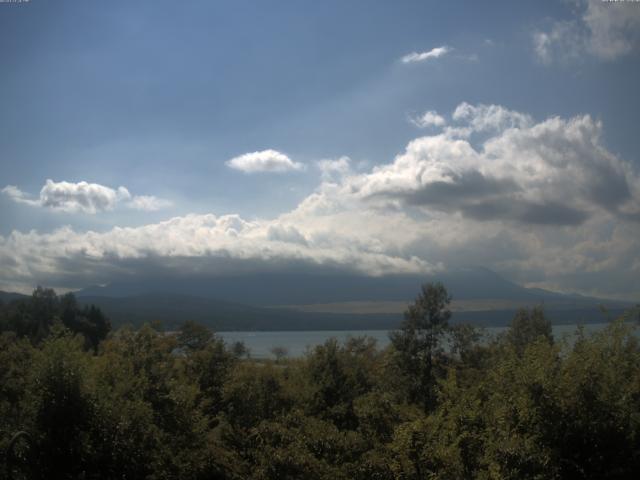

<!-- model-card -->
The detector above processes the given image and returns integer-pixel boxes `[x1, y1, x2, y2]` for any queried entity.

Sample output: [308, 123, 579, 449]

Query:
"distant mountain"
[77, 293, 401, 331]
[77, 292, 630, 332]
[76, 267, 623, 307]
[2, 267, 632, 332]
[1, 292, 632, 334]
[69, 267, 635, 330]
[0, 290, 28, 303]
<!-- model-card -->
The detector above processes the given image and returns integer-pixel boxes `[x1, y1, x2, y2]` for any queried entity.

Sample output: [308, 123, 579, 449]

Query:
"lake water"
[219, 323, 611, 359]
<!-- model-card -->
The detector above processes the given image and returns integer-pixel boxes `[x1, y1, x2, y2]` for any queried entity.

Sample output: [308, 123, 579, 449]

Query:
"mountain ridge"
[74, 267, 627, 307]
[3, 268, 633, 331]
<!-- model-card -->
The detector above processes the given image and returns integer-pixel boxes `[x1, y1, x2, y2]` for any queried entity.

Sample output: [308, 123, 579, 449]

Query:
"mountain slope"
[3, 267, 632, 332]
[77, 293, 401, 331]
[0, 291, 28, 303]
[76, 267, 626, 306]
[78, 292, 629, 331]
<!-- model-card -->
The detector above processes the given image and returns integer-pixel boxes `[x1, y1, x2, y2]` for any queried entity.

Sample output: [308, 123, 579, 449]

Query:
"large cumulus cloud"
[1, 103, 639, 299]
[347, 106, 638, 226]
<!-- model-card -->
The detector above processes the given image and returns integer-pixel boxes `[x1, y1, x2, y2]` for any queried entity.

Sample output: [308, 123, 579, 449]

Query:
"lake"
[219, 323, 612, 359]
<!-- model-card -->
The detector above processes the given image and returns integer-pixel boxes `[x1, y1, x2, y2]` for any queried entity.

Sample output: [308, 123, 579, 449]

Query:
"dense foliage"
[1, 285, 639, 479]
[0, 287, 110, 350]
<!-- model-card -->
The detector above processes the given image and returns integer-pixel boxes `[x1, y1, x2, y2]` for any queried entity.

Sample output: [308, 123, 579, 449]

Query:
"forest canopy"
[1, 284, 639, 479]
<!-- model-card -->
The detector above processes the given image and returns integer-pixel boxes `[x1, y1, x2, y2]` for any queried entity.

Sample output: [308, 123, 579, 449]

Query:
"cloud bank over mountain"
[1, 103, 638, 299]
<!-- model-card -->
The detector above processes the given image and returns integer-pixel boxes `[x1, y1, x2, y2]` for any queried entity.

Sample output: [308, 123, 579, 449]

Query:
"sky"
[1, 0, 639, 299]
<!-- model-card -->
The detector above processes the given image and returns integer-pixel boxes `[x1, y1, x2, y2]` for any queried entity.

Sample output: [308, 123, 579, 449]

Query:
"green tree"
[502, 306, 553, 355]
[449, 323, 485, 368]
[271, 345, 289, 362]
[60, 293, 111, 350]
[389, 282, 451, 411]
[14, 287, 58, 342]
[553, 320, 640, 478]
[306, 337, 378, 430]
[92, 324, 237, 479]
[26, 328, 95, 478]
[222, 363, 292, 430]
[0, 333, 34, 443]
[177, 320, 214, 352]
[247, 412, 368, 480]
[184, 334, 237, 417]
[1, 289, 110, 349]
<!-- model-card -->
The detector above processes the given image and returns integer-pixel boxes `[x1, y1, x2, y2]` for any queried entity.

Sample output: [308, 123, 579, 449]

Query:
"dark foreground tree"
[390, 282, 451, 411]
[0, 288, 110, 349]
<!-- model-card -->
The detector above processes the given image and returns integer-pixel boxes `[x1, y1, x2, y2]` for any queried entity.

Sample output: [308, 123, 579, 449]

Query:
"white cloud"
[38, 180, 130, 213]
[226, 149, 304, 173]
[1, 185, 40, 207]
[583, 0, 640, 59]
[316, 156, 352, 181]
[2, 179, 171, 214]
[401, 46, 451, 63]
[349, 109, 638, 227]
[451, 102, 532, 133]
[282, 103, 640, 297]
[533, 20, 584, 65]
[534, 0, 640, 63]
[0, 214, 434, 293]
[1, 104, 639, 299]
[127, 195, 173, 212]
[411, 110, 446, 129]
[266, 224, 309, 246]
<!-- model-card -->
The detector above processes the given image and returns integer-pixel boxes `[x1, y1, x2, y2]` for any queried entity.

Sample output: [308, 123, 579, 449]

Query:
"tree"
[222, 363, 292, 430]
[23, 287, 58, 342]
[270, 345, 289, 362]
[82, 304, 111, 350]
[390, 282, 451, 411]
[1, 289, 110, 349]
[60, 293, 111, 350]
[182, 333, 237, 416]
[449, 323, 486, 369]
[27, 329, 95, 478]
[306, 338, 377, 430]
[502, 306, 553, 356]
[177, 320, 213, 352]
[231, 340, 250, 358]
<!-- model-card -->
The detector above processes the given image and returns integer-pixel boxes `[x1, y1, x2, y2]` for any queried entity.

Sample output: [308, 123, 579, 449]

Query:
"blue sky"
[1, 0, 639, 298]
